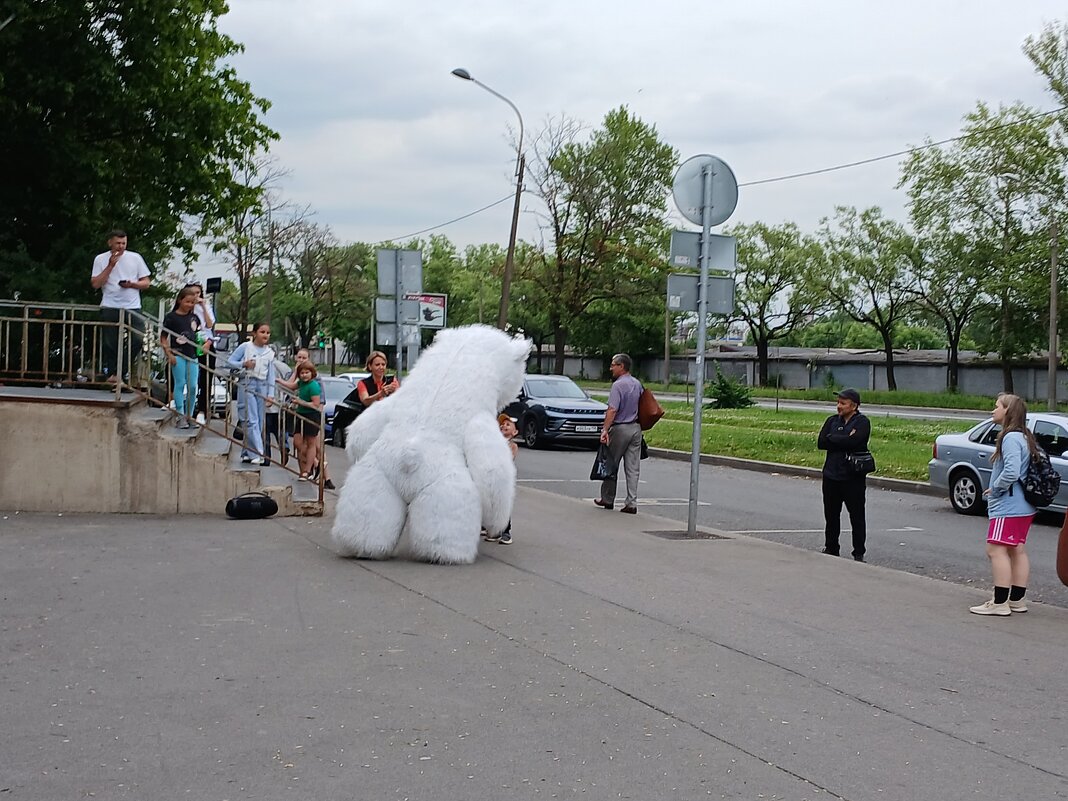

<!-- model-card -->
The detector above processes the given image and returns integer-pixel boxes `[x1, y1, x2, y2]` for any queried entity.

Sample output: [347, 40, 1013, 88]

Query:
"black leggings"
[195, 349, 216, 417]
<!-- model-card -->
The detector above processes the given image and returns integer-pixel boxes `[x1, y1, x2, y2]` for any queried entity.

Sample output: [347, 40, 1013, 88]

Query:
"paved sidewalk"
[2, 491, 1067, 800]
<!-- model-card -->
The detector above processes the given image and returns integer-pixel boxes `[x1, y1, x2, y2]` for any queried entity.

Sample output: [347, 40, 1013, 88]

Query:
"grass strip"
[643, 403, 966, 481]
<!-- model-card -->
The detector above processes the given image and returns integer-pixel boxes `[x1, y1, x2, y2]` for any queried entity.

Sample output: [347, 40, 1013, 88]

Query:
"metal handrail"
[0, 300, 325, 504]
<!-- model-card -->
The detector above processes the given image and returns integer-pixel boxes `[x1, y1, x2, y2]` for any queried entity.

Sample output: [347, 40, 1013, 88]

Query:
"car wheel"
[522, 416, 542, 449]
[949, 470, 984, 515]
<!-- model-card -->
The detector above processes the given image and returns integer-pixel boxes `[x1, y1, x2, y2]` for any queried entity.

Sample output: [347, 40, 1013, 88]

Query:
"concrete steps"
[171, 408, 324, 517]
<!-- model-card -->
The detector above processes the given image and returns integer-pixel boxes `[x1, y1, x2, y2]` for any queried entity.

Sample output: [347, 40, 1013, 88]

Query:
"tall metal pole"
[393, 250, 403, 377]
[687, 165, 715, 535]
[1049, 215, 1060, 411]
[451, 68, 524, 331]
[498, 152, 524, 330]
[264, 215, 274, 326]
[663, 306, 671, 389]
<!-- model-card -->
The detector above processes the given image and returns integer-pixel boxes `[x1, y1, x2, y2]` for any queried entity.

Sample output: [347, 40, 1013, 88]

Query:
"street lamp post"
[451, 67, 524, 331]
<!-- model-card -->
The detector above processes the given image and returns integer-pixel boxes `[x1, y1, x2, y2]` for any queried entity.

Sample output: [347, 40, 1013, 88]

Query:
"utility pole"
[1049, 215, 1060, 411]
[264, 213, 275, 325]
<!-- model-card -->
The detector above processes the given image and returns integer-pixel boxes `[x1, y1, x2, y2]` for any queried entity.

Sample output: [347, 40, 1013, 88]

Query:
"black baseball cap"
[835, 388, 861, 404]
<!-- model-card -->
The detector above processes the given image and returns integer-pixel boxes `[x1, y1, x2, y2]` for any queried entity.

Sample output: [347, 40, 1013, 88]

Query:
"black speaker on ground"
[225, 492, 278, 519]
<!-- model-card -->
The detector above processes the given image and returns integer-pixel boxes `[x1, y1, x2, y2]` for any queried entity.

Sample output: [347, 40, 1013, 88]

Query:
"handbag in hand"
[590, 442, 617, 481]
[846, 450, 876, 475]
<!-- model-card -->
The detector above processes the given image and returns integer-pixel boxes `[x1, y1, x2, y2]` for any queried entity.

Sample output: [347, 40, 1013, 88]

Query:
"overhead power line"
[382, 193, 513, 243]
[380, 106, 1067, 241]
[739, 106, 1067, 188]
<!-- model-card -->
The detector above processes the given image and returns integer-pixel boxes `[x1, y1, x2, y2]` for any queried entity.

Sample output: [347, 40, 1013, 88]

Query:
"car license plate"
[576, 425, 598, 433]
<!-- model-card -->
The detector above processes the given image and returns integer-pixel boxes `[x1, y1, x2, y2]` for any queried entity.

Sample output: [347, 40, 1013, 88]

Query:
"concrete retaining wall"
[0, 399, 291, 514]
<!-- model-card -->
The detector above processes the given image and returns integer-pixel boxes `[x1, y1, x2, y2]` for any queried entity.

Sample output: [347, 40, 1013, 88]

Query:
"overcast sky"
[194, 1, 1065, 275]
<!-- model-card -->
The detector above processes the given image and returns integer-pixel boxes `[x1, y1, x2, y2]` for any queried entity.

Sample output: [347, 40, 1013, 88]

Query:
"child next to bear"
[484, 413, 518, 545]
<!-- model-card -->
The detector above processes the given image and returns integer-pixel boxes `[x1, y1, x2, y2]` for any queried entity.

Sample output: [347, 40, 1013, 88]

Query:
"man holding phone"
[90, 229, 152, 383]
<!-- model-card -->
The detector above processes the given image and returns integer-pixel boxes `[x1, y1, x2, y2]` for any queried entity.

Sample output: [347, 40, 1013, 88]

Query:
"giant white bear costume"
[331, 325, 532, 564]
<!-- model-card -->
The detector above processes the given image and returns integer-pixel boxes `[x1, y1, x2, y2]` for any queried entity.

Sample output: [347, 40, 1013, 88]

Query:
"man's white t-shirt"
[91, 250, 151, 309]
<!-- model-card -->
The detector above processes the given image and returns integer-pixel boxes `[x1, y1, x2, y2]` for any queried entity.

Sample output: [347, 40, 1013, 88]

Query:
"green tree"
[453, 243, 506, 327]
[508, 245, 554, 370]
[272, 223, 371, 372]
[1024, 21, 1068, 107]
[729, 221, 827, 385]
[319, 241, 374, 367]
[904, 233, 991, 390]
[419, 235, 506, 330]
[209, 154, 309, 335]
[818, 207, 920, 391]
[524, 108, 677, 373]
[899, 101, 1063, 391]
[0, 0, 276, 301]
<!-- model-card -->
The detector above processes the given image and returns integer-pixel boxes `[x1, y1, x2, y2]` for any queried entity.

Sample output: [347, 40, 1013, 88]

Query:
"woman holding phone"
[357, 350, 400, 407]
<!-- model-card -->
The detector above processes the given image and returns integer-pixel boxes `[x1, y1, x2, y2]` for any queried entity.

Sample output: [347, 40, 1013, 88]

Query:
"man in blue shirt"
[594, 353, 644, 514]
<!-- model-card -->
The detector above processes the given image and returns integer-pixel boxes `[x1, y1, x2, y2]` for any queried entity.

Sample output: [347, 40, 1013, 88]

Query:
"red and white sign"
[405, 293, 447, 329]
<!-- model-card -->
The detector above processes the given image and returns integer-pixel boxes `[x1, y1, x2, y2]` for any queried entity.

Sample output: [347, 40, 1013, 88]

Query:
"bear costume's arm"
[463, 415, 516, 535]
[345, 399, 392, 462]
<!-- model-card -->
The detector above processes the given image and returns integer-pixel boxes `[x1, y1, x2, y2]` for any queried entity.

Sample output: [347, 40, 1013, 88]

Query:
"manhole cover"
[644, 529, 730, 541]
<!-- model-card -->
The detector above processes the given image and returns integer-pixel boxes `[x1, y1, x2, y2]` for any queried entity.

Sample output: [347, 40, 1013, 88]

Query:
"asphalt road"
[516, 445, 1068, 609]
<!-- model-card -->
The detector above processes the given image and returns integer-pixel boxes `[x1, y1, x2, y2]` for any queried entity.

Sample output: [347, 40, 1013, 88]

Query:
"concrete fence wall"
[538, 350, 1068, 402]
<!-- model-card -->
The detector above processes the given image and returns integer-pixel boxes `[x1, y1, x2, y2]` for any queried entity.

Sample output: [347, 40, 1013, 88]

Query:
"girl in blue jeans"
[226, 323, 276, 465]
[161, 287, 203, 429]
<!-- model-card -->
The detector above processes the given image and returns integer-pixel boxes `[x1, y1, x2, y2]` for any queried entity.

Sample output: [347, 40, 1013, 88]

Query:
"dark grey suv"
[504, 375, 608, 449]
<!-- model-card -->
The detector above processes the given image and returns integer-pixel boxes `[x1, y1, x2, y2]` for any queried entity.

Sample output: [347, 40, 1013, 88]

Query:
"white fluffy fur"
[332, 325, 532, 564]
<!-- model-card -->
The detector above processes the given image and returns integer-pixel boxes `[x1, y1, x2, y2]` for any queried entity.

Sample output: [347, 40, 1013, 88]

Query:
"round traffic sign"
[672, 154, 739, 227]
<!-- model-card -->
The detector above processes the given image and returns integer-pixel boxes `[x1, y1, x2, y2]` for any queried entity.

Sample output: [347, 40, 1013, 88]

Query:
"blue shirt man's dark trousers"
[823, 476, 866, 559]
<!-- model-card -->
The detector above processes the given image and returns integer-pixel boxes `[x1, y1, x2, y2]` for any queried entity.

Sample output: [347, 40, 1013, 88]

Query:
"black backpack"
[1022, 448, 1061, 507]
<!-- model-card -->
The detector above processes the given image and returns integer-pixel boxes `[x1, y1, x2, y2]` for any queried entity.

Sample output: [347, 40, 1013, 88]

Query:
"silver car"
[928, 412, 1068, 514]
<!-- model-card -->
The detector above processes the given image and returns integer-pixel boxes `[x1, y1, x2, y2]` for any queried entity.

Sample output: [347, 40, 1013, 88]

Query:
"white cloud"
[207, 0, 1066, 257]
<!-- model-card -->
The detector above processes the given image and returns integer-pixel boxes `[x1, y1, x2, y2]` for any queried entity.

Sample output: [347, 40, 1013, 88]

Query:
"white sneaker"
[969, 599, 1011, 616]
[1008, 599, 1028, 613]
[250, 457, 265, 466]
[195, 413, 206, 424]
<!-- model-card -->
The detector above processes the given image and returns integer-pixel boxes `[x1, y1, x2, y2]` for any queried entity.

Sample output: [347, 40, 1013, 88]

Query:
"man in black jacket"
[818, 388, 871, 562]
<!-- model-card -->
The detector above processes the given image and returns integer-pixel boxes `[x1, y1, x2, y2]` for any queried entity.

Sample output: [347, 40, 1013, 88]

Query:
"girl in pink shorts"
[972, 393, 1037, 617]
[987, 515, 1033, 548]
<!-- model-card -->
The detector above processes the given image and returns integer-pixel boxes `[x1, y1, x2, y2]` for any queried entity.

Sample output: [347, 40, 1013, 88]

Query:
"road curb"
[647, 447, 943, 497]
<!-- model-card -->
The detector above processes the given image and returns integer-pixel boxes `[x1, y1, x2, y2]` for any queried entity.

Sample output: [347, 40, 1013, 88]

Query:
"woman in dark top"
[357, 350, 399, 408]
[161, 286, 203, 429]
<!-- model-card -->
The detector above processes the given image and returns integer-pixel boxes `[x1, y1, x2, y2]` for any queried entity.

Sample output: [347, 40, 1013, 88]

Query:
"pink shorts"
[987, 515, 1035, 547]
